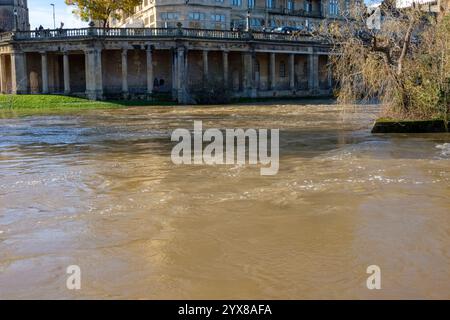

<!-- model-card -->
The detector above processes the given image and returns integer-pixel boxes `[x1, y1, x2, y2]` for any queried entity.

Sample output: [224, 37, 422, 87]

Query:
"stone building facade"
[397, 0, 450, 12]
[428, 0, 450, 13]
[0, 0, 29, 32]
[112, 0, 360, 31]
[0, 27, 334, 103]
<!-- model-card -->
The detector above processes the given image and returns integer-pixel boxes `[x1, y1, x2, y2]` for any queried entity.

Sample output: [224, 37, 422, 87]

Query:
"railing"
[6, 27, 321, 43]
[13, 27, 181, 40]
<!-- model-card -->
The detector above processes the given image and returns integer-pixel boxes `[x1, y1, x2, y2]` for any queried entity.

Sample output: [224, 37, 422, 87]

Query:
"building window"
[231, 19, 241, 28]
[211, 14, 226, 22]
[287, 0, 294, 11]
[279, 61, 286, 78]
[250, 18, 262, 27]
[161, 12, 179, 20]
[189, 22, 202, 28]
[248, 0, 255, 9]
[232, 0, 242, 6]
[344, 0, 350, 13]
[304, 0, 312, 13]
[189, 12, 206, 20]
[266, 0, 274, 9]
[329, 0, 339, 16]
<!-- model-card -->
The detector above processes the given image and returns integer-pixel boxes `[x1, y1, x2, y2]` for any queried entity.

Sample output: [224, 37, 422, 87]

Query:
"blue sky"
[29, 0, 87, 29]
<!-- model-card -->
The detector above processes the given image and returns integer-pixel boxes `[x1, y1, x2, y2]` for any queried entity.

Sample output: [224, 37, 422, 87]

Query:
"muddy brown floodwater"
[0, 102, 449, 299]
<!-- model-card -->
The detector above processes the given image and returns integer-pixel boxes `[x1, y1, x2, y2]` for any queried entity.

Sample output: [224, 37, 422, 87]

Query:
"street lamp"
[13, 8, 18, 31]
[50, 4, 56, 29]
[246, 10, 251, 32]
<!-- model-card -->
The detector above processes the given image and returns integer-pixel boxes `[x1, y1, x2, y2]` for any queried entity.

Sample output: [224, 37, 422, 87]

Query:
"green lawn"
[0, 94, 175, 118]
[0, 94, 175, 109]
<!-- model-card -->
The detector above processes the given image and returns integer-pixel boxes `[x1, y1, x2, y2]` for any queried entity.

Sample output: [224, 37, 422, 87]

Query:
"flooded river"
[0, 102, 449, 299]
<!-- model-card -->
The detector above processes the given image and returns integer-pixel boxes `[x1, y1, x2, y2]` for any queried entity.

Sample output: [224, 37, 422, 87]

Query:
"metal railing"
[6, 27, 321, 43]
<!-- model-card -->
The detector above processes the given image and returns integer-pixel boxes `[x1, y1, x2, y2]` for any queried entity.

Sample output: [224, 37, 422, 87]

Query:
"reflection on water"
[0, 102, 449, 299]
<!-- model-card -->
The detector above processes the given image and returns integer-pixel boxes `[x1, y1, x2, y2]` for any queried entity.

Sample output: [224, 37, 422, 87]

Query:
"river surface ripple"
[0, 103, 449, 299]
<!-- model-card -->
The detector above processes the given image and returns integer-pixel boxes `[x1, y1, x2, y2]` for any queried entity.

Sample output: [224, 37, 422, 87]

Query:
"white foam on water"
[436, 143, 450, 157]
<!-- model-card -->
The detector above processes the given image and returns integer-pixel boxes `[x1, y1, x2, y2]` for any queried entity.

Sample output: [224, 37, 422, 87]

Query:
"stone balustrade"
[7, 27, 321, 43]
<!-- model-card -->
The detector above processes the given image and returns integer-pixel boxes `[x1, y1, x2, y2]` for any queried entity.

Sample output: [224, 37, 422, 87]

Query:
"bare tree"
[317, 1, 450, 120]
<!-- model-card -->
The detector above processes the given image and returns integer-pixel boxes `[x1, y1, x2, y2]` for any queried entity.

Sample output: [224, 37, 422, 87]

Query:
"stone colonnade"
[0, 45, 333, 103]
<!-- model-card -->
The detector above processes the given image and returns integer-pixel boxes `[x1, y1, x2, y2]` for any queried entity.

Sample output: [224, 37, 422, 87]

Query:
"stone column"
[41, 52, 49, 94]
[222, 51, 229, 87]
[203, 50, 209, 83]
[63, 52, 71, 94]
[85, 49, 96, 99]
[146, 47, 153, 95]
[243, 52, 251, 95]
[172, 49, 178, 100]
[251, 53, 257, 97]
[269, 52, 276, 90]
[85, 49, 103, 100]
[1, 54, 9, 93]
[289, 53, 295, 90]
[95, 49, 103, 98]
[11, 52, 28, 94]
[327, 56, 333, 90]
[308, 53, 319, 93]
[243, 52, 256, 98]
[176, 47, 189, 104]
[0, 55, 4, 93]
[121, 49, 128, 95]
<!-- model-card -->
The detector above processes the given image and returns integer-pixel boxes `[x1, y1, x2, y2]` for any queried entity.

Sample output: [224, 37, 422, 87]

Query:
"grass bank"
[0, 94, 174, 117]
[0, 94, 174, 109]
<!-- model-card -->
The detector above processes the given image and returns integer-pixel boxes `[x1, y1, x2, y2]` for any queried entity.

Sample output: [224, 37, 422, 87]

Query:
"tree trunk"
[397, 20, 414, 76]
